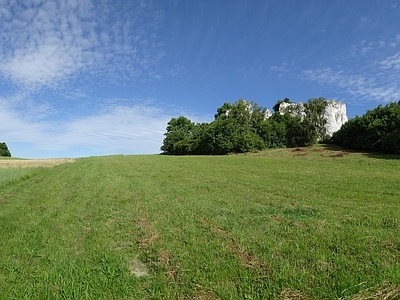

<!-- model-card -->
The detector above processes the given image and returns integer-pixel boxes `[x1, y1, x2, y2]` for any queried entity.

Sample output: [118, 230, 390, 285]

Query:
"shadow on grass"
[321, 144, 400, 160]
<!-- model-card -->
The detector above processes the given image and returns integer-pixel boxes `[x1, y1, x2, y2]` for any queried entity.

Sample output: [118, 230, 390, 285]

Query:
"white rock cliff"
[230, 99, 348, 137]
[323, 100, 348, 136]
[266, 100, 348, 137]
[278, 102, 307, 120]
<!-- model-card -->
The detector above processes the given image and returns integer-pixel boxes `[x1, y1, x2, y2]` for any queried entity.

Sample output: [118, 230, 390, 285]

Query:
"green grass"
[0, 146, 399, 299]
[0, 168, 36, 189]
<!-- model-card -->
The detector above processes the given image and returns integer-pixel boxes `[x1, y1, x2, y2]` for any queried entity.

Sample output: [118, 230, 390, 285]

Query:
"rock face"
[323, 100, 348, 136]
[229, 99, 348, 137]
[266, 100, 348, 137]
[264, 109, 273, 119]
[278, 102, 307, 120]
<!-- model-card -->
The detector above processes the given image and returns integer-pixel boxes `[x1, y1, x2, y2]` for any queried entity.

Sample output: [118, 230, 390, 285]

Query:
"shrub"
[332, 102, 400, 154]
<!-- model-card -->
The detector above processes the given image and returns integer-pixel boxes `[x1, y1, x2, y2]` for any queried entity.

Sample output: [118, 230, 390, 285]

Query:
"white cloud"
[62, 105, 169, 152]
[380, 53, 400, 70]
[0, 0, 165, 89]
[0, 0, 91, 88]
[302, 67, 400, 103]
[0, 99, 173, 157]
[302, 33, 400, 104]
[0, 0, 178, 157]
[3, 42, 82, 87]
[270, 65, 290, 73]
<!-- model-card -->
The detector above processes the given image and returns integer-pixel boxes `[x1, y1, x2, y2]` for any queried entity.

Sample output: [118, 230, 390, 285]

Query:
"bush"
[332, 102, 400, 154]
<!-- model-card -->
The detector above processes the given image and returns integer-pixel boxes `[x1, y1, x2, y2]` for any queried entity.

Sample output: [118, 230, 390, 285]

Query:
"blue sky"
[1, 0, 400, 158]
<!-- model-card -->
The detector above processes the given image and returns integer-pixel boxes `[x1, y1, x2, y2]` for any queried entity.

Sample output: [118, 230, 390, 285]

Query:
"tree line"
[161, 98, 400, 156]
[332, 101, 400, 155]
[161, 98, 328, 155]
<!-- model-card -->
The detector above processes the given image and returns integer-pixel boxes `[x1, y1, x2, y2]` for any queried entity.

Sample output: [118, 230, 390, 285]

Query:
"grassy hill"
[0, 146, 399, 299]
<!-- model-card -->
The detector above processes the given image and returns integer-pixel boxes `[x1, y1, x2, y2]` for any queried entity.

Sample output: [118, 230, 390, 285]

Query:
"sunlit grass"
[0, 146, 399, 299]
[0, 168, 36, 189]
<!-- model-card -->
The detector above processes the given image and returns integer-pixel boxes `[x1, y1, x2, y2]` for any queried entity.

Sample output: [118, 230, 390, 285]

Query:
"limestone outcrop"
[264, 109, 273, 119]
[228, 99, 348, 137]
[323, 100, 348, 136]
[278, 102, 307, 120]
[266, 100, 348, 137]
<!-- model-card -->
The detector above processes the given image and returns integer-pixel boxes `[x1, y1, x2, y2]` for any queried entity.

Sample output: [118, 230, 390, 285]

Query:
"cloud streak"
[380, 53, 400, 70]
[301, 35, 400, 104]
[302, 67, 400, 103]
[0, 0, 176, 157]
[0, 100, 172, 157]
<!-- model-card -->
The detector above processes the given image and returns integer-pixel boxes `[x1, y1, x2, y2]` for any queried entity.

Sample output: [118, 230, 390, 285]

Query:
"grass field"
[0, 146, 399, 299]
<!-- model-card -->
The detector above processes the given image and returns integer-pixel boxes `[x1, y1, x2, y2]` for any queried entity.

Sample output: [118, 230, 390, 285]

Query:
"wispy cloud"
[302, 67, 400, 103]
[0, 0, 165, 89]
[62, 105, 169, 152]
[1, 0, 90, 88]
[380, 52, 400, 70]
[0, 0, 177, 157]
[302, 34, 400, 103]
[270, 64, 291, 73]
[0, 99, 172, 156]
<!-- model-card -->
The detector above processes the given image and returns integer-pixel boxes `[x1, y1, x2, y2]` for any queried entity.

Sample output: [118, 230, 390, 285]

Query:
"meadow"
[0, 146, 399, 299]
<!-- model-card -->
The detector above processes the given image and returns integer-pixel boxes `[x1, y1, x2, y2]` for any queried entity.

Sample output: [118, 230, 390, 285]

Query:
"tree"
[257, 117, 287, 148]
[160, 116, 195, 155]
[214, 102, 233, 120]
[160, 98, 325, 155]
[332, 102, 400, 154]
[0, 142, 11, 157]
[223, 99, 252, 127]
[304, 97, 328, 140]
[212, 100, 266, 153]
[275, 113, 317, 147]
[188, 123, 212, 155]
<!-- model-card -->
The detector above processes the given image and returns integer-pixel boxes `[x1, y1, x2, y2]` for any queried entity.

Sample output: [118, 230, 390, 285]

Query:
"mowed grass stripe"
[0, 147, 399, 299]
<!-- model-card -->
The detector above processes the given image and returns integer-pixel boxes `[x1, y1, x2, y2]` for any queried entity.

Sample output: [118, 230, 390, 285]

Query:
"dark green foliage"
[160, 116, 195, 155]
[285, 115, 318, 147]
[214, 102, 233, 120]
[256, 116, 287, 148]
[204, 118, 237, 155]
[332, 102, 400, 154]
[198, 101, 267, 155]
[0, 142, 11, 157]
[304, 97, 328, 140]
[161, 99, 320, 155]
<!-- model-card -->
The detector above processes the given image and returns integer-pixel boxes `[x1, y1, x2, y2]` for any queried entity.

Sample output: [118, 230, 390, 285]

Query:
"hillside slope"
[0, 148, 399, 299]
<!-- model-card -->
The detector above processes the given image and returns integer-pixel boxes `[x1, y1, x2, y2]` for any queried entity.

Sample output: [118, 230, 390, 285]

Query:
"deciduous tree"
[0, 142, 11, 157]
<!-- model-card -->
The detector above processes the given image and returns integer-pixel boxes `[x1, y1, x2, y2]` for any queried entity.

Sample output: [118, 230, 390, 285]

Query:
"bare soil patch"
[0, 158, 76, 169]
[129, 258, 149, 277]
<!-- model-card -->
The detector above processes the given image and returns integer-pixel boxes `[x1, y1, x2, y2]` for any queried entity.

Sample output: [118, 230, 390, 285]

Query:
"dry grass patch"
[0, 158, 76, 168]
[291, 147, 305, 153]
[135, 217, 160, 248]
[329, 151, 350, 158]
[158, 249, 180, 281]
[279, 289, 305, 300]
[205, 219, 270, 273]
[188, 288, 221, 300]
[340, 282, 400, 300]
